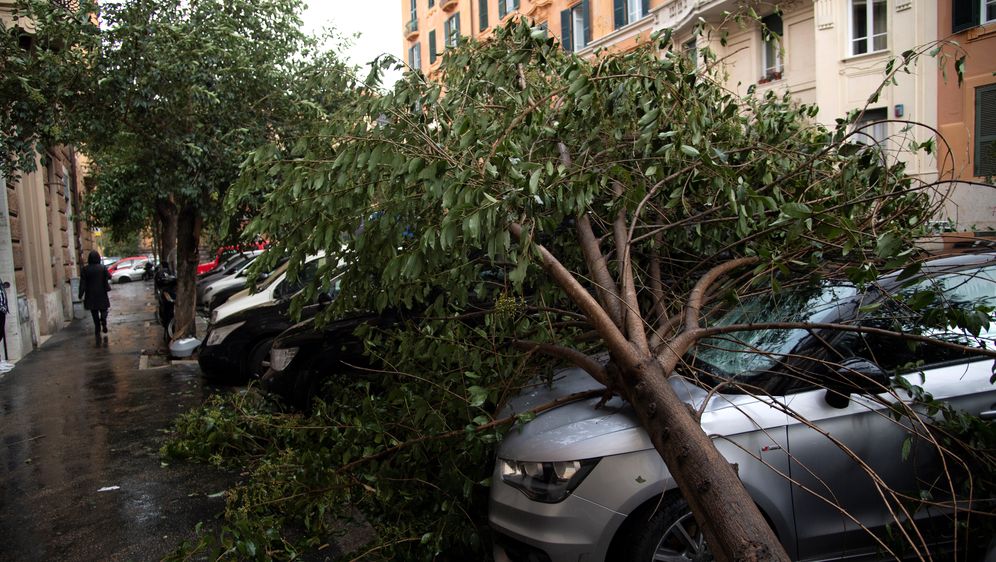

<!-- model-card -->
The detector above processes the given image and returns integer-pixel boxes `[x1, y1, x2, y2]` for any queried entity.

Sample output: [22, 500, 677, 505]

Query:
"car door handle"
[982, 410, 996, 420]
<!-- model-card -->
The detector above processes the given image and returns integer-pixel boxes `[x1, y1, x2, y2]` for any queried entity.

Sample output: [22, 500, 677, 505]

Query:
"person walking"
[79, 250, 111, 346]
[0, 274, 12, 371]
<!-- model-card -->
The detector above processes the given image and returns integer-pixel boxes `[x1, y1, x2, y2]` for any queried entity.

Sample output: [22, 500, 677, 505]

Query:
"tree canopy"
[165, 21, 979, 561]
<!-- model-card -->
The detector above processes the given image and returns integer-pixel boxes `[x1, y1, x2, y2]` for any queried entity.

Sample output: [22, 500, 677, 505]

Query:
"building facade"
[936, 0, 996, 230]
[1, 5, 99, 362]
[403, 0, 996, 231]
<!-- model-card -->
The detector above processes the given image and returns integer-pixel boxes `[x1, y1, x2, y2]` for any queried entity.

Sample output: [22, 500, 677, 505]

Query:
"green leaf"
[679, 145, 700, 157]
[781, 202, 812, 219]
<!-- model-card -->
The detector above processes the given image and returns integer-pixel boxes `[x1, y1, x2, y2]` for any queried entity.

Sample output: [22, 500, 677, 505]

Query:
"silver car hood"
[496, 367, 755, 462]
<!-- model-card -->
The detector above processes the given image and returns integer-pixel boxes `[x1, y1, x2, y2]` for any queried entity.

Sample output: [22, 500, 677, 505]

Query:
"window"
[613, 0, 649, 29]
[952, 0, 995, 30]
[428, 0, 435, 7]
[429, 30, 437, 63]
[409, 0, 417, 21]
[761, 14, 783, 80]
[409, 43, 422, 70]
[445, 13, 461, 47]
[852, 107, 888, 146]
[560, 1, 591, 52]
[479, 0, 489, 31]
[499, 0, 519, 19]
[975, 84, 996, 177]
[850, 0, 887, 56]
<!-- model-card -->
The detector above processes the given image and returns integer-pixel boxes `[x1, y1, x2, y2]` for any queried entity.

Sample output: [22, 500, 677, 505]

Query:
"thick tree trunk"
[616, 354, 789, 562]
[155, 200, 178, 272]
[511, 223, 789, 562]
[173, 203, 201, 339]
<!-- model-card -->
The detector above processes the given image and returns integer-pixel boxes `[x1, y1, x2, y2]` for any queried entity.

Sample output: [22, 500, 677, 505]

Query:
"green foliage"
[191, 20, 947, 560]
[0, 0, 99, 176]
[162, 319, 561, 560]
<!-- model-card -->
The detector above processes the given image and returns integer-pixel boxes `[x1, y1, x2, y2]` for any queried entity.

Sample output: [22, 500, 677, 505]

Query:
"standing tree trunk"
[155, 199, 178, 273]
[173, 202, 201, 340]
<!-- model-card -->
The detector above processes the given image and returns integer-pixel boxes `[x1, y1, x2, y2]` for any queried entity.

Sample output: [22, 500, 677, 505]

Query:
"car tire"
[244, 338, 273, 381]
[611, 493, 711, 562]
[292, 367, 322, 412]
[119, 276, 131, 283]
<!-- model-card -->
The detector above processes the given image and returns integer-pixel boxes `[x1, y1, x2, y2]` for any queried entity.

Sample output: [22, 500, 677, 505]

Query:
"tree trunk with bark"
[155, 200, 178, 273]
[515, 220, 790, 562]
[173, 203, 201, 340]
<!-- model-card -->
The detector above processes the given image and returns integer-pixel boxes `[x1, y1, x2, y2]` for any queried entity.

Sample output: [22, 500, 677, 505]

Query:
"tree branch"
[684, 257, 759, 332]
[512, 340, 609, 386]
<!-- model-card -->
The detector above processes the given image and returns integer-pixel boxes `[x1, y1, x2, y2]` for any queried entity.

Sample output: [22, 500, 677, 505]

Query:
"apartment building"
[403, 0, 995, 229]
[1, 5, 99, 361]
[936, 0, 996, 229]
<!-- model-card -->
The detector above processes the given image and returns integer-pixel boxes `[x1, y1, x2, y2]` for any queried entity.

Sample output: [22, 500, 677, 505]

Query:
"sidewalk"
[0, 279, 234, 561]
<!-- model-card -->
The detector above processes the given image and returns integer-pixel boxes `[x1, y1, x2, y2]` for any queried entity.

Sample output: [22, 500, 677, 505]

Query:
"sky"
[300, 1, 404, 88]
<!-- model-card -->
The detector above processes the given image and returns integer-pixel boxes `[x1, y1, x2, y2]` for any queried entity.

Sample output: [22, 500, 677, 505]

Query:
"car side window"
[838, 264, 996, 373]
[276, 258, 326, 299]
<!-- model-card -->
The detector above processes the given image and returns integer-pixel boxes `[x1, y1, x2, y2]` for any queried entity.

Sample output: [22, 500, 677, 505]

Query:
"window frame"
[849, 0, 888, 57]
[444, 13, 461, 48]
[760, 13, 783, 81]
[986, 0, 996, 25]
[408, 43, 422, 70]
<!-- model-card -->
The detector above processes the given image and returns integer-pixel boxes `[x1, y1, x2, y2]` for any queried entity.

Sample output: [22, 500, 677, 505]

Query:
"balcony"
[441, 0, 458, 12]
[404, 18, 419, 40]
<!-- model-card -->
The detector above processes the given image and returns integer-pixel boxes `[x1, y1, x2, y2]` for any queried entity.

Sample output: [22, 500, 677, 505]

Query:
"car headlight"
[204, 321, 245, 347]
[269, 347, 299, 372]
[209, 309, 219, 324]
[499, 457, 600, 503]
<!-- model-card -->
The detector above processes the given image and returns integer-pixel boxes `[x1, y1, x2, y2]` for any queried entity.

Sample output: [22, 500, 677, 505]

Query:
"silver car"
[490, 253, 996, 561]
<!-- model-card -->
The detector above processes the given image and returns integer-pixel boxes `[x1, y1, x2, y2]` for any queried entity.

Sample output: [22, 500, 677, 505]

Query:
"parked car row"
[193, 251, 996, 561]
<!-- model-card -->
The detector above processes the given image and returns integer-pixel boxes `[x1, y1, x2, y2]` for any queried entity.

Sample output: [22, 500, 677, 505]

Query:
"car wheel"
[245, 338, 273, 381]
[613, 494, 713, 562]
[292, 365, 326, 412]
[119, 276, 131, 283]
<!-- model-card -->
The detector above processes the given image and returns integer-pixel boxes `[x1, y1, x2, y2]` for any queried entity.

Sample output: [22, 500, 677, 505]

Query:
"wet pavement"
[0, 280, 234, 561]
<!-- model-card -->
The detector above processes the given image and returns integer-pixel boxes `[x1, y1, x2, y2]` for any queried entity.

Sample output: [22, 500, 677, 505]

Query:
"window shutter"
[762, 13, 783, 36]
[428, 0, 434, 7]
[499, 0, 507, 18]
[952, 0, 980, 33]
[560, 9, 573, 51]
[642, 0, 649, 16]
[480, 0, 489, 30]
[429, 30, 437, 63]
[582, 0, 592, 44]
[975, 84, 996, 177]
[454, 12, 461, 45]
[614, 0, 626, 29]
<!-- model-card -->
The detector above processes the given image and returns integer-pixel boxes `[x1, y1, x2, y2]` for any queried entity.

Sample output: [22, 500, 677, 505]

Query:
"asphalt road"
[0, 279, 235, 561]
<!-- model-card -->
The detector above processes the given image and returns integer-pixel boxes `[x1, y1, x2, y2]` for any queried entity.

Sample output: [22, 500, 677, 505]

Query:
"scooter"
[154, 265, 177, 340]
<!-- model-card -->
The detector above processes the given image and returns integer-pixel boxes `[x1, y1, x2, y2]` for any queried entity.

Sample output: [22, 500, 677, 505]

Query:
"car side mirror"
[825, 357, 890, 409]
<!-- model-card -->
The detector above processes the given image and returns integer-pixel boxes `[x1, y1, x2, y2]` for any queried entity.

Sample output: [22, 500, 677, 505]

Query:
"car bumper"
[488, 464, 626, 562]
[197, 340, 246, 380]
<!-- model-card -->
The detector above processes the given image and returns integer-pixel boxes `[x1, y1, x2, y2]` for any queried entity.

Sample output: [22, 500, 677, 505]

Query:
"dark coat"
[79, 263, 111, 311]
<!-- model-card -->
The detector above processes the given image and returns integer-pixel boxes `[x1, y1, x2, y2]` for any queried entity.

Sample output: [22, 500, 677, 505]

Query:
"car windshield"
[692, 283, 858, 381]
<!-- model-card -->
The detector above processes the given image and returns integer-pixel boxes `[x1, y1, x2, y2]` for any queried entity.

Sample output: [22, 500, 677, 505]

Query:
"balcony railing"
[404, 18, 419, 39]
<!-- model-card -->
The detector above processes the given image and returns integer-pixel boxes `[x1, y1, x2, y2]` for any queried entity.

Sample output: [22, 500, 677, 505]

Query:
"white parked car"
[110, 258, 151, 283]
[210, 253, 326, 326]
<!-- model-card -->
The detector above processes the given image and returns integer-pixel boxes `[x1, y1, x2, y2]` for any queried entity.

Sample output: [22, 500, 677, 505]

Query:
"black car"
[198, 280, 339, 384]
[260, 310, 398, 410]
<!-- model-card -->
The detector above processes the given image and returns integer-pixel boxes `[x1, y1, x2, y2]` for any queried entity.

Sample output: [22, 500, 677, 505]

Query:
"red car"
[108, 255, 153, 275]
[197, 243, 266, 275]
